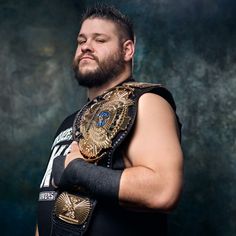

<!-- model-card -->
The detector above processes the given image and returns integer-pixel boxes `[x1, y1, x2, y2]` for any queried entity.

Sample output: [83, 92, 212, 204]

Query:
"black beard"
[73, 51, 125, 88]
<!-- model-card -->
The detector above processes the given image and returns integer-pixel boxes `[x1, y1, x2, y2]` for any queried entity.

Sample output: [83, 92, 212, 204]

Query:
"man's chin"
[79, 67, 97, 76]
[75, 71, 111, 89]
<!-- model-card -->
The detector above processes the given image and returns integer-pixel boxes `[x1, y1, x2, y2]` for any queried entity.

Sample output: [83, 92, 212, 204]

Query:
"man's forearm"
[58, 158, 123, 203]
[52, 156, 181, 211]
[119, 165, 182, 211]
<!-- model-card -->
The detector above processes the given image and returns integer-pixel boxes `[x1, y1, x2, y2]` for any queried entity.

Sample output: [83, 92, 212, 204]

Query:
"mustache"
[73, 53, 98, 70]
[77, 53, 99, 63]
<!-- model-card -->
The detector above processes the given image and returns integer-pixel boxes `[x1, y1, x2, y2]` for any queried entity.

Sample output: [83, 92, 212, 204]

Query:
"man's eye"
[95, 38, 106, 43]
[78, 40, 86, 45]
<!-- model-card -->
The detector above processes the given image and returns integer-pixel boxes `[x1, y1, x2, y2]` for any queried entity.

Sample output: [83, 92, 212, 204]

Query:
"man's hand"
[50, 141, 83, 187]
[65, 141, 83, 168]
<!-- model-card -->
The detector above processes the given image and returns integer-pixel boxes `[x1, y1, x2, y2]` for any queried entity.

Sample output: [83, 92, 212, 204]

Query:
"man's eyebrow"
[78, 33, 109, 39]
[93, 33, 109, 37]
[78, 34, 86, 39]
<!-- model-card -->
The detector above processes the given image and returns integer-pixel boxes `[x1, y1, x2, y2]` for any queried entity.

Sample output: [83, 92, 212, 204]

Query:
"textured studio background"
[0, 0, 235, 235]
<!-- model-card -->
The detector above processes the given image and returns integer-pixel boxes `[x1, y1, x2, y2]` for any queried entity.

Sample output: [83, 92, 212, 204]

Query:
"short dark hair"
[81, 4, 134, 42]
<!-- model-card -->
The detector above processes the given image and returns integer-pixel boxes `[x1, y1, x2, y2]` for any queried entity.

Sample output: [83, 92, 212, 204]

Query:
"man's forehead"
[79, 18, 118, 36]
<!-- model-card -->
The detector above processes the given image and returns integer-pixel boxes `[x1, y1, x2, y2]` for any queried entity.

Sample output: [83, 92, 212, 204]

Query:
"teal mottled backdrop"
[0, 0, 235, 235]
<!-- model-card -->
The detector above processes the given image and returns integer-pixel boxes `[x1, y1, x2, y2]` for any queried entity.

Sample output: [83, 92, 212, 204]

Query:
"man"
[36, 4, 183, 236]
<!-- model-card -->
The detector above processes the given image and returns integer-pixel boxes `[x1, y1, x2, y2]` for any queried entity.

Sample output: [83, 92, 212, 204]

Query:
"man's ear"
[123, 40, 135, 62]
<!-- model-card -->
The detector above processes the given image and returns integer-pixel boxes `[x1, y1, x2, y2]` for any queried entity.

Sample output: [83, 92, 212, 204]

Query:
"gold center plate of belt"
[75, 86, 134, 162]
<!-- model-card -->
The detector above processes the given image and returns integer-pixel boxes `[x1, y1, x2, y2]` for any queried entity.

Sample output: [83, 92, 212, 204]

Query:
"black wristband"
[58, 158, 123, 203]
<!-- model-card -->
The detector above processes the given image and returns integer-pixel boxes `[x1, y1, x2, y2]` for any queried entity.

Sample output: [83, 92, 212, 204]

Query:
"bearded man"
[36, 4, 183, 236]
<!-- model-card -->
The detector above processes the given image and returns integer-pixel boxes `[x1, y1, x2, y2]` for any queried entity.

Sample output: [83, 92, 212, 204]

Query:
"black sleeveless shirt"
[37, 82, 181, 236]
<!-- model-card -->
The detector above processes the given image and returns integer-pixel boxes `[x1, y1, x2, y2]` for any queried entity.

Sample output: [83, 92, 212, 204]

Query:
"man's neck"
[87, 69, 132, 100]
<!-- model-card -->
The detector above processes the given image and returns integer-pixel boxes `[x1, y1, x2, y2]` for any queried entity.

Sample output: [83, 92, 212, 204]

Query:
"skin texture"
[120, 93, 183, 210]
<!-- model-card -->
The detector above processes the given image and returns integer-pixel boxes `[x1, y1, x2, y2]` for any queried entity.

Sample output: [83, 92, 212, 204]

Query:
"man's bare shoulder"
[138, 92, 176, 117]
[124, 91, 182, 167]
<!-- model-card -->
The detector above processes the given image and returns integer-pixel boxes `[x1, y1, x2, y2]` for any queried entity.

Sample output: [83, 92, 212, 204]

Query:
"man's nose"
[81, 40, 93, 52]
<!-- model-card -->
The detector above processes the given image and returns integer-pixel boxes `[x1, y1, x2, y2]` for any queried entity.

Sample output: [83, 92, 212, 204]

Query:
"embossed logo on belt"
[73, 86, 134, 162]
[55, 192, 92, 225]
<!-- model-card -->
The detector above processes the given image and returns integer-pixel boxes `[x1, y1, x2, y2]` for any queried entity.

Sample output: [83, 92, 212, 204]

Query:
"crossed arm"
[62, 93, 183, 211]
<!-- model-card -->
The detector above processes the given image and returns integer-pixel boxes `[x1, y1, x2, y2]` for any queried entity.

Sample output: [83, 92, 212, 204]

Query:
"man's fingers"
[70, 141, 79, 152]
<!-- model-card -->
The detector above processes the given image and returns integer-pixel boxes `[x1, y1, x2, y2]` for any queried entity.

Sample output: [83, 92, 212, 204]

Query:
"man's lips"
[79, 56, 95, 61]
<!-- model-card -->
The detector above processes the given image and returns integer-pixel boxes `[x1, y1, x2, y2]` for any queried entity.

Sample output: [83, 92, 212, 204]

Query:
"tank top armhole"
[142, 86, 182, 139]
[147, 86, 177, 111]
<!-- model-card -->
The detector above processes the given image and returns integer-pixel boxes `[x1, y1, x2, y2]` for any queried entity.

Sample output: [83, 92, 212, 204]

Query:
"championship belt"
[53, 82, 164, 234]
[73, 85, 135, 162]
[53, 84, 138, 235]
